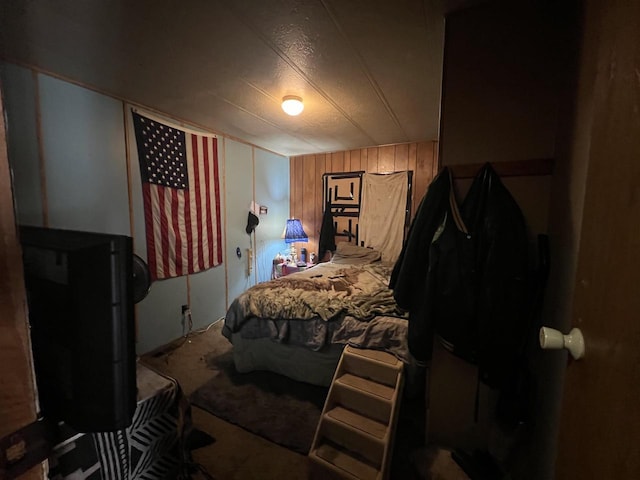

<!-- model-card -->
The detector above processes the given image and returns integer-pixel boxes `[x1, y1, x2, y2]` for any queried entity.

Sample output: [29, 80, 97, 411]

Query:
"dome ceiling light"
[281, 95, 304, 116]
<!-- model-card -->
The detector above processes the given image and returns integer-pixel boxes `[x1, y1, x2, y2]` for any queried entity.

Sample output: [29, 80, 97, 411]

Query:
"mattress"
[230, 331, 345, 387]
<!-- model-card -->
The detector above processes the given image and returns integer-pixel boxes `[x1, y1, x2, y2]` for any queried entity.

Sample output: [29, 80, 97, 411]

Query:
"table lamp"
[283, 218, 308, 264]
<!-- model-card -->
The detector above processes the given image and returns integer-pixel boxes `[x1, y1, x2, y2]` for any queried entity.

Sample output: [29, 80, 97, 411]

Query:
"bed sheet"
[223, 259, 410, 365]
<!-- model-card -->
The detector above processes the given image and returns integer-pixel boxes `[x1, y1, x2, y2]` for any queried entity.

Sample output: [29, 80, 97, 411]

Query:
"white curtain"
[359, 172, 408, 263]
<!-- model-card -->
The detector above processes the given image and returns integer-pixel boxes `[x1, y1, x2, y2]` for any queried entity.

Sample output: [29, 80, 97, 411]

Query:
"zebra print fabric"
[48, 367, 190, 480]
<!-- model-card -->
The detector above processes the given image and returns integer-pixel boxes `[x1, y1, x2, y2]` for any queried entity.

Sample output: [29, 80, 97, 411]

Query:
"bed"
[222, 243, 411, 386]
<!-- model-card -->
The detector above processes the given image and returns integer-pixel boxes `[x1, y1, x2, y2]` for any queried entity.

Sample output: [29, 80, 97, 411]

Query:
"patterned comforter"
[222, 261, 410, 362]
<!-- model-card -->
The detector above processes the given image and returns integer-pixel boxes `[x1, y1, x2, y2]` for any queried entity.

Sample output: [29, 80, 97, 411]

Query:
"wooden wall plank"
[296, 156, 305, 220]
[378, 145, 395, 173]
[394, 143, 409, 173]
[350, 149, 361, 172]
[301, 155, 316, 259]
[331, 151, 345, 173]
[290, 156, 296, 219]
[343, 150, 351, 172]
[415, 141, 435, 210]
[366, 147, 379, 172]
[311, 155, 327, 257]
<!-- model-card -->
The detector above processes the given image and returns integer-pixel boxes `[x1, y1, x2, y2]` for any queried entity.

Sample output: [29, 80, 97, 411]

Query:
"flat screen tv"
[20, 225, 137, 432]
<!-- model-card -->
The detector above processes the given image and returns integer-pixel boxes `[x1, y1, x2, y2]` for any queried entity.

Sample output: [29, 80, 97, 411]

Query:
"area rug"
[189, 349, 328, 455]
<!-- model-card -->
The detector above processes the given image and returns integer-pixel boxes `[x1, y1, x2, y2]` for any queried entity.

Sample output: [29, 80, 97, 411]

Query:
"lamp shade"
[283, 219, 308, 243]
[281, 95, 304, 116]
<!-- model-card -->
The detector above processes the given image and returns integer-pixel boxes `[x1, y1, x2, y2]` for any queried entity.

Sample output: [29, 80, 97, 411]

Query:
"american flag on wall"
[132, 110, 222, 280]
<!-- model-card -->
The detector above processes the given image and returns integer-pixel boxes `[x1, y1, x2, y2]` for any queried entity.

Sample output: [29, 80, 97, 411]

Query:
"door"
[0, 84, 42, 477]
[555, 0, 640, 478]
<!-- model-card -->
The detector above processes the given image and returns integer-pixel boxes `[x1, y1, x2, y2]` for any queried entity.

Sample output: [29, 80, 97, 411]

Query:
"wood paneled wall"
[289, 141, 438, 260]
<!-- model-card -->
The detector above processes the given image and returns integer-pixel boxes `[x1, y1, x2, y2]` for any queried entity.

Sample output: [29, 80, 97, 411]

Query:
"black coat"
[389, 167, 454, 362]
[391, 164, 529, 389]
[318, 201, 336, 261]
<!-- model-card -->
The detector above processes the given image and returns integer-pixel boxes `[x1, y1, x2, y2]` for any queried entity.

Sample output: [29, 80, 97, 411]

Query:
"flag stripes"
[133, 110, 222, 280]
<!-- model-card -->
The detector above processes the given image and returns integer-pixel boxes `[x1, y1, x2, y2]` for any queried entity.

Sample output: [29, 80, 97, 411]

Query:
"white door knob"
[539, 327, 585, 360]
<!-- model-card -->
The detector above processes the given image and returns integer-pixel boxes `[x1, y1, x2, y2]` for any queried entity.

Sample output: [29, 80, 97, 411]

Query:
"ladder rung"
[336, 373, 395, 401]
[326, 406, 388, 440]
[311, 443, 380, 480]
[344, 345, 402, 367]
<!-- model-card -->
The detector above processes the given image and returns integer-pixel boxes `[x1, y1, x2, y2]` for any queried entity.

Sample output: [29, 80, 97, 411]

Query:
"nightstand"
[280, 262, 314, 277]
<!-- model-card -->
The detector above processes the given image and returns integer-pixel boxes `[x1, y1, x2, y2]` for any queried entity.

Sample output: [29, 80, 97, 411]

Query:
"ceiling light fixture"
[281, 95, 304, 116]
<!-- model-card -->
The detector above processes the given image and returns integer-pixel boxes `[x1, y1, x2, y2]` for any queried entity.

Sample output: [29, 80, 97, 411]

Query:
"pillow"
[330, 243, 382, 264]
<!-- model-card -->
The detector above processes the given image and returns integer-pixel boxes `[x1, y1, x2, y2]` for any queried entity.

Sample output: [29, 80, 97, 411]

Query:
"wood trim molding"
[447, 158, 555, 179]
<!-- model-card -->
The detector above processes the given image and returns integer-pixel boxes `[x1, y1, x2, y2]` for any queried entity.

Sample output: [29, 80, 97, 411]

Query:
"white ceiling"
[0, 0, 473, 157]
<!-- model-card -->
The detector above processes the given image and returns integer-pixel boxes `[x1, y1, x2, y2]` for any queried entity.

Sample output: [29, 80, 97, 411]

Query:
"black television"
[19, 225, 137, 432]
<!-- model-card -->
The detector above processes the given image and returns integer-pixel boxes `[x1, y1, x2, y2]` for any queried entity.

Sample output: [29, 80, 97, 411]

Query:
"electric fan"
[132, 254, 152, 303]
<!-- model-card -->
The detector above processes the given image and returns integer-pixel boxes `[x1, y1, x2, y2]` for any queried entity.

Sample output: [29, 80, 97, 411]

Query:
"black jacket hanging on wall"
[391, 163, 529, 390]
[389, 168, 455, 362]
[318, 201, 337, 261]
[459, 163, 529, 388]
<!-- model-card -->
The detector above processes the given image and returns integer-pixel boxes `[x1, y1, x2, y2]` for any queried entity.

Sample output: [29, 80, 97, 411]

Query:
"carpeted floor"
[190, 349, 327, 454]
[141, 320, 469, 480]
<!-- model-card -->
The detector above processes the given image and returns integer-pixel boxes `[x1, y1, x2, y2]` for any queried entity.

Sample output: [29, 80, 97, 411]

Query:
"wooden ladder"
[308, 345, 404, 480]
